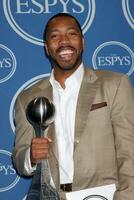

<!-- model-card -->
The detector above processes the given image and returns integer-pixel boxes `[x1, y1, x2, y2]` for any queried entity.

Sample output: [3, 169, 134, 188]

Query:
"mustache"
[56, 46, 76, 53]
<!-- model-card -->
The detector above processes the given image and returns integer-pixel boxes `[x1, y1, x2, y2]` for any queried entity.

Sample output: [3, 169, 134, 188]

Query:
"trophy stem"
[41, 159, 51, 184]
[26, 163, 42, 200]
[26, 158, 60, 200]
[41, 159, 60, 199]
[34, 126, 47, 138]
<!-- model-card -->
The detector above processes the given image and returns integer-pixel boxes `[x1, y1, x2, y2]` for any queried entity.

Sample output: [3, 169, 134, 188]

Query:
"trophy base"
[41, 182, 60, 200]
[26, 182, 60, 200]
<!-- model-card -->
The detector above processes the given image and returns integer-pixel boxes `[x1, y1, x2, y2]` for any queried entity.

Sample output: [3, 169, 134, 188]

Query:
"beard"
[49, 49, 83, 71]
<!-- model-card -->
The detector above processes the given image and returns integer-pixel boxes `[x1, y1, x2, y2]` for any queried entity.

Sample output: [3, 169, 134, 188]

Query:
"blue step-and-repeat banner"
[0, 0, 134, 199]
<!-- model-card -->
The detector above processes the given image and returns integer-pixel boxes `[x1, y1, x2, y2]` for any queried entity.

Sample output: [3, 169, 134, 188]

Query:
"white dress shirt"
[24, 63, 84, 184]
[49, 63, 84, 184]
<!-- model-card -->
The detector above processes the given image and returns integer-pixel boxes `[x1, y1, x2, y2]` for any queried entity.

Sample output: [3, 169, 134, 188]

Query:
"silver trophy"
[25, 97, 59, 200]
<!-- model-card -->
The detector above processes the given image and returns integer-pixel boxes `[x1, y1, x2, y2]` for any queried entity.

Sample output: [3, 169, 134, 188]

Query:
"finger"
[30, 148, 49, 164]
[32, 137, 52, 145]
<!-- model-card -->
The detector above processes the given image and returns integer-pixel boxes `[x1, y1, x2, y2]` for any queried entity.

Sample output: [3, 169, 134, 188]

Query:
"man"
[13, 13, 134, 200]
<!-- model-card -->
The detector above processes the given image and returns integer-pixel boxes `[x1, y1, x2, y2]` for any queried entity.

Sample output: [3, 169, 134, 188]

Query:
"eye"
[69, 31, 77, 36]
[50, 34, 58, 39]
[68, 30, 80, 37]
[50, 33, 59, 39]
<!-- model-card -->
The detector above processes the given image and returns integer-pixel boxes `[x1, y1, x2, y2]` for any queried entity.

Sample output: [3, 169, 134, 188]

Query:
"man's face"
[45, 16, 84, 71]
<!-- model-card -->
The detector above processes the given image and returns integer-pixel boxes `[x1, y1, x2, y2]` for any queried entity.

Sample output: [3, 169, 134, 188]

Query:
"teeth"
[59, 49, 73, 55]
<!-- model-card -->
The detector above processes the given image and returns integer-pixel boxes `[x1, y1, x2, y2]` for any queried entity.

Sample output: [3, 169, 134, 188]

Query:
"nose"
[59, 34, 70, 45]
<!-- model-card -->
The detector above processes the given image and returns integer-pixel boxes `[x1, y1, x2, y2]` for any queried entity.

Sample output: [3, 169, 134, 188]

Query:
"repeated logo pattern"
[92, 41, 134, 76]
[122, 0, 134, 29]
[0, 0, 134, 199]
[0, 44, 16, 83]
[3, 0, 95, 45]
[0, 150, 20, 192]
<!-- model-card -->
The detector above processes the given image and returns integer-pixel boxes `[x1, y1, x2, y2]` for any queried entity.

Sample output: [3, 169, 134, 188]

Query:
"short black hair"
[43, 13, 83, 42]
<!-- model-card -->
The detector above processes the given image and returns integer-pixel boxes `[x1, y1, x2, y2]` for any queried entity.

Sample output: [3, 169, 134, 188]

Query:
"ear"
[44, 42, 49, 56]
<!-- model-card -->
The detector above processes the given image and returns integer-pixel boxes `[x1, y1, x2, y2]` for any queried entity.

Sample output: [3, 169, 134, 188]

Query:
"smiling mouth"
[59, 49, 73, 57]
[57, 48, 75, 61]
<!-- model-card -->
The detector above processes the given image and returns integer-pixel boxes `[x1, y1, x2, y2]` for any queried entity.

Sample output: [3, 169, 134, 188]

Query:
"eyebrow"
[48, 26, 80, 34]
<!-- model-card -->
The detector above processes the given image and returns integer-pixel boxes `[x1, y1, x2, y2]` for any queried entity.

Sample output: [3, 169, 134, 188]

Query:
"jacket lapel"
[37, 79, 52, 100]
[74, 68, 100, 150]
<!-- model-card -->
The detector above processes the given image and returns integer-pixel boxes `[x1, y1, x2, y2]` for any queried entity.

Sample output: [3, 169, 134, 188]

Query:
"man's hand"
[30, 137, 52, 165]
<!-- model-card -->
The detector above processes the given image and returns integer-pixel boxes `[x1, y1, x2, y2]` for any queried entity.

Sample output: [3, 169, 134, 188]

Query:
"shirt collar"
[49, 63, 84, 90]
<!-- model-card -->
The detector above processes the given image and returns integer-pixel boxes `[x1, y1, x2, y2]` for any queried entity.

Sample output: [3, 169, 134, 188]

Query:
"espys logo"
[3, 0, 95, 46]
[0, 149, 20, 192]
[9, 73, 50, 133]
[83, 195, 108, 200]
[92, 41, 134, 76]
[122, 0, 134, 29]
[0, 44, 16, 83]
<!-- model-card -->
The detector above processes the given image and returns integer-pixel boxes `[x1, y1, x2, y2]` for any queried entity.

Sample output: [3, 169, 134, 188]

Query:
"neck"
[53, 70, 71, 88]
[53, 64, 82, 88]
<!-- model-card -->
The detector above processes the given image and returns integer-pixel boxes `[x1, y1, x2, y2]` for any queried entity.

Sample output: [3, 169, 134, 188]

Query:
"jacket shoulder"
[17, 77, 50, 101]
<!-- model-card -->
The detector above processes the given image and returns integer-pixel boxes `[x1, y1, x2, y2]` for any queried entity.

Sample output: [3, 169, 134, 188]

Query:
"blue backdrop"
[0, 0, 134, 199]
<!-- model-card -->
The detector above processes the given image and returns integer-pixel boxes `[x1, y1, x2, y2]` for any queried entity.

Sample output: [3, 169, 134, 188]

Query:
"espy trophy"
[25, 97, 59, 200]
